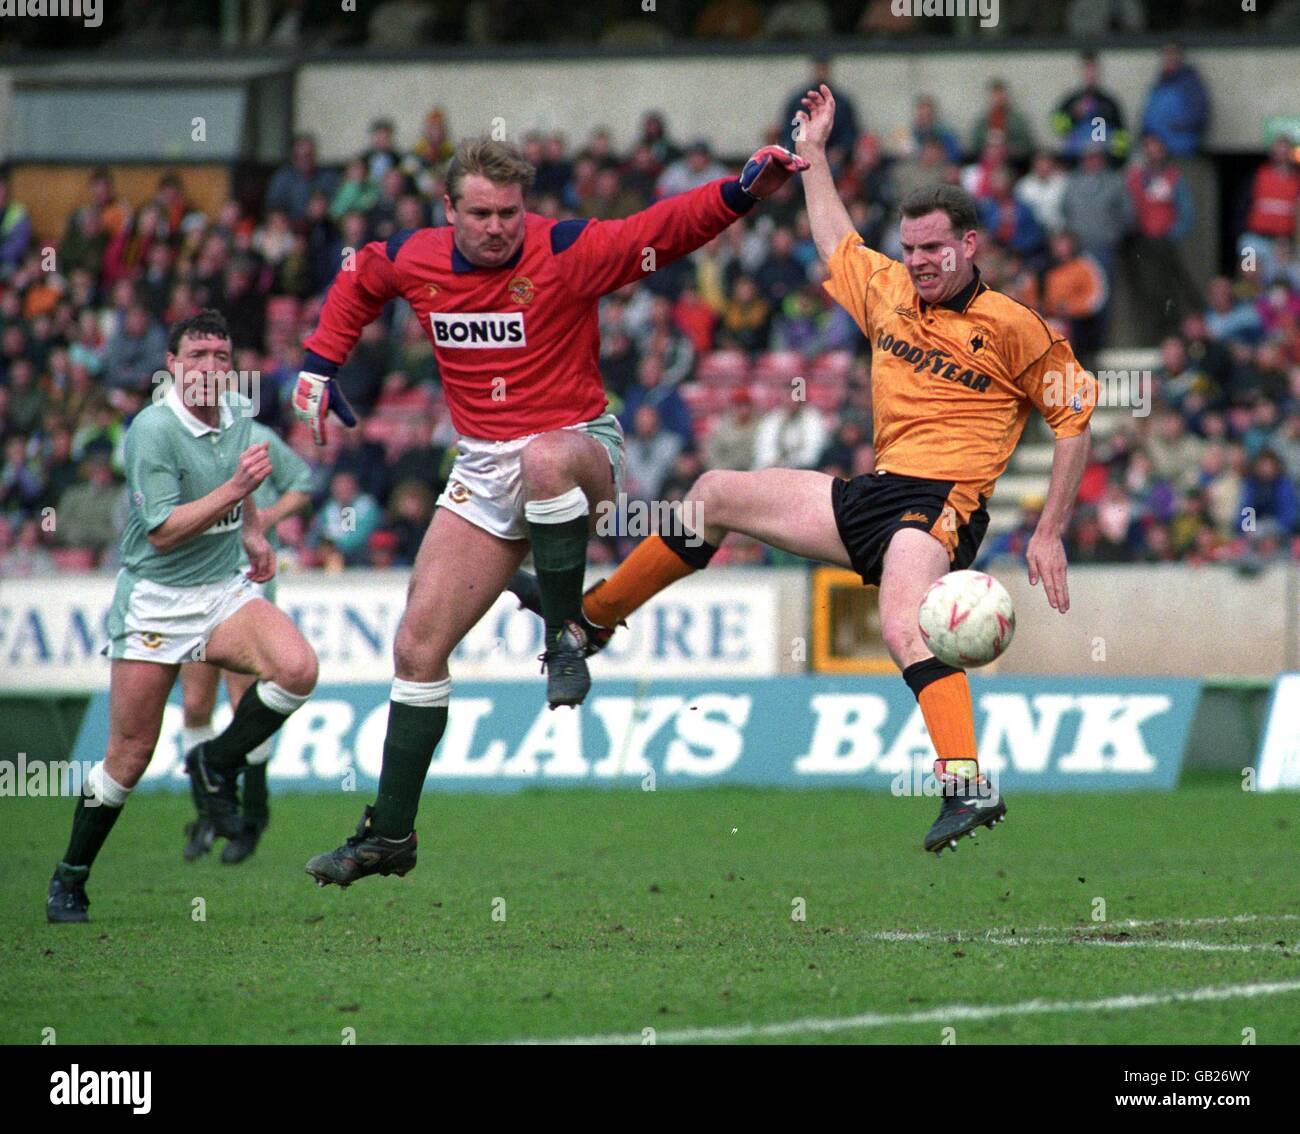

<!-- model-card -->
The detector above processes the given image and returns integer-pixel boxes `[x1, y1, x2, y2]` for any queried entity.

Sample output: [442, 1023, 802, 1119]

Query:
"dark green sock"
[242, 761, 269, 822]
[372, 702, 449, 838]
[206, 685, 290, 773]
[527, 513, 589, 643]
[187, 757, 205, 813]
[62, 796, 124, 870]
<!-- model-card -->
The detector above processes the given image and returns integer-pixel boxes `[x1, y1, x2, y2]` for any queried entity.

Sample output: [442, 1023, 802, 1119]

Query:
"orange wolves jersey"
[823, 233, 1097, 504]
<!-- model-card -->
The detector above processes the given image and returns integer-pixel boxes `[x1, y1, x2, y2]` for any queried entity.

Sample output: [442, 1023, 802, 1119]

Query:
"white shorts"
[436, 413, 625, 540]
[104, 570, 263, 664]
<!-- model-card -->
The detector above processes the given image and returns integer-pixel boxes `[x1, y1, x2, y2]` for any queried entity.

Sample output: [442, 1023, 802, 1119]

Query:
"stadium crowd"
[1, 50, 1298, 578]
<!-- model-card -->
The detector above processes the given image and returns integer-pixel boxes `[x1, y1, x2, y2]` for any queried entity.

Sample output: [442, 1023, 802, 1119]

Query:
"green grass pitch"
[3, 774, 1298, 1045]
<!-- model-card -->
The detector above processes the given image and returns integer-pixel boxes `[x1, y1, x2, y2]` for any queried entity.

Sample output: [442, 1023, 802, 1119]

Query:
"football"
[917, 569, 1016, 668]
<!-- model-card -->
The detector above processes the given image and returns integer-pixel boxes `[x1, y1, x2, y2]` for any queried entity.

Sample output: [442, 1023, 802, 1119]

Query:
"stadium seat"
[51, 547, 97, 571]
[807, 378, 848, 412]
[680, 382, 735, 416]
[695, 350, 749, 384]
[752, 351, 806, 383]
[746, 381, 786, 411]
[679, 382, 709, 412]
[809, 350, 854, 380]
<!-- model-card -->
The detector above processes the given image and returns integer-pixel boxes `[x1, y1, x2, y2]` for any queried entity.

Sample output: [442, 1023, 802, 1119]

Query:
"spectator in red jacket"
[1245, 136, 1300, 239]
[1240, 135, 1300, 281]
[1125, 134, 1200, 339]
[673, 284, 717, 353]
[101, 204, 164, 289]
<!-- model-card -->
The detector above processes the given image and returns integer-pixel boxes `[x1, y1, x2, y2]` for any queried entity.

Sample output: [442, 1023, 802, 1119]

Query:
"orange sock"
[583, 534, 701, 627]
[916, 672, 979, 782]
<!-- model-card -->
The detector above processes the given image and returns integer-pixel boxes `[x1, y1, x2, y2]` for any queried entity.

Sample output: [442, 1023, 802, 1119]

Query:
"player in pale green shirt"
[179, 421, 314, 863]
[48, 311, 320, 924]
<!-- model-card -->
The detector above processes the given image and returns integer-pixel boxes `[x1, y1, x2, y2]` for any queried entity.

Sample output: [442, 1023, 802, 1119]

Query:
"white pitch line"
[973, 935, 1293, 954]
[870, 931, 1296, 947]
[983, 913, 1300, 935]
[1072, 938, 1290, 954]
[869, 926, 1299, 953]
[872, 914, 1300, 944]
[508, 979, 1300, 1045]
[1083, 914, 1300, 931]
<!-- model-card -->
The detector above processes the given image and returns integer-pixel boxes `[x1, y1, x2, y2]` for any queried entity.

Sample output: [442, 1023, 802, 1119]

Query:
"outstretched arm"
[295, 241, 400, 443]
[560, 147, 806, 299]
[556, 179, 755, 299]
[793, 85, 857, 263]
[1027, 426, 1090, 613]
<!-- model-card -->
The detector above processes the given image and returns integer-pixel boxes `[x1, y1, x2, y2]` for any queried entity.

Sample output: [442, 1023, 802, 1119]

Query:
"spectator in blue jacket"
[977, 166, 1045, 261]
[1241, 449, 1298, 533]
[1203, 277, 1264, 346]
[265, 135, 338, 222]
[0, 177, 33, 277]
[912, 95, 963, 165]
[1141, 44, 1211, 158]
[619, 354, 693, 448]
[781, 59, 860, 163]
[1051, 51, 1130, 160]
[101, 304, 168, 391]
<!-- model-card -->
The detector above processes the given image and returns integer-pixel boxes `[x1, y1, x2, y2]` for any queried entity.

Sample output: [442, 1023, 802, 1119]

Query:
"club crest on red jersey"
[509, 276, 535, 305]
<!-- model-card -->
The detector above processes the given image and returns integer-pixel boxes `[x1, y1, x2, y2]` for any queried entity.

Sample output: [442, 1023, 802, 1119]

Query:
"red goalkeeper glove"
[738, 145, 810, 201]
[292, 370, 357, 446]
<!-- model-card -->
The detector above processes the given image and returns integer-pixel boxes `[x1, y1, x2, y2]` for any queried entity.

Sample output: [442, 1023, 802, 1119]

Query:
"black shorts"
[830, 471, 990, 586]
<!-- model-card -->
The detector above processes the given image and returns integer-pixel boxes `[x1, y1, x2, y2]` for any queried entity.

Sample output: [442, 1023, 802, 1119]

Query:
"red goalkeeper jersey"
[303, 178, 754, 441]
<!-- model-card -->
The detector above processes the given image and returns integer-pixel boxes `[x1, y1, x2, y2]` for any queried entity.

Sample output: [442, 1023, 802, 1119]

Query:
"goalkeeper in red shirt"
[294, 135, 806, 887]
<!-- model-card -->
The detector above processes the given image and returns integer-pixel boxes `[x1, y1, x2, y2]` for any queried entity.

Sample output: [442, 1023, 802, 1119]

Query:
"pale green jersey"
[120, 383, 255, 587]
[244, 421, 314, 559]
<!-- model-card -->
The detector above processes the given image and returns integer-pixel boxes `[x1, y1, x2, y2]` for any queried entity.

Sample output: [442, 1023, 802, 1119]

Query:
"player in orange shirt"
[513, 86, 1097, 853]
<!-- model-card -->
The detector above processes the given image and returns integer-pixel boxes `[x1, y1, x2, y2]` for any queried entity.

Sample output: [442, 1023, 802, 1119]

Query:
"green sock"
[372, 701, 448, 838]
[206, 684, 298, 773]
[62, 796, 124, 870]
[242, 761, 269, 823]
[526, 502, 590, 643]
[187, 756, 205, 813]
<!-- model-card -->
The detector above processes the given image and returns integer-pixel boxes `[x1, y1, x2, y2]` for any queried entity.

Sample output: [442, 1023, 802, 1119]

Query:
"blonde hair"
[445, 137, 535, 204]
